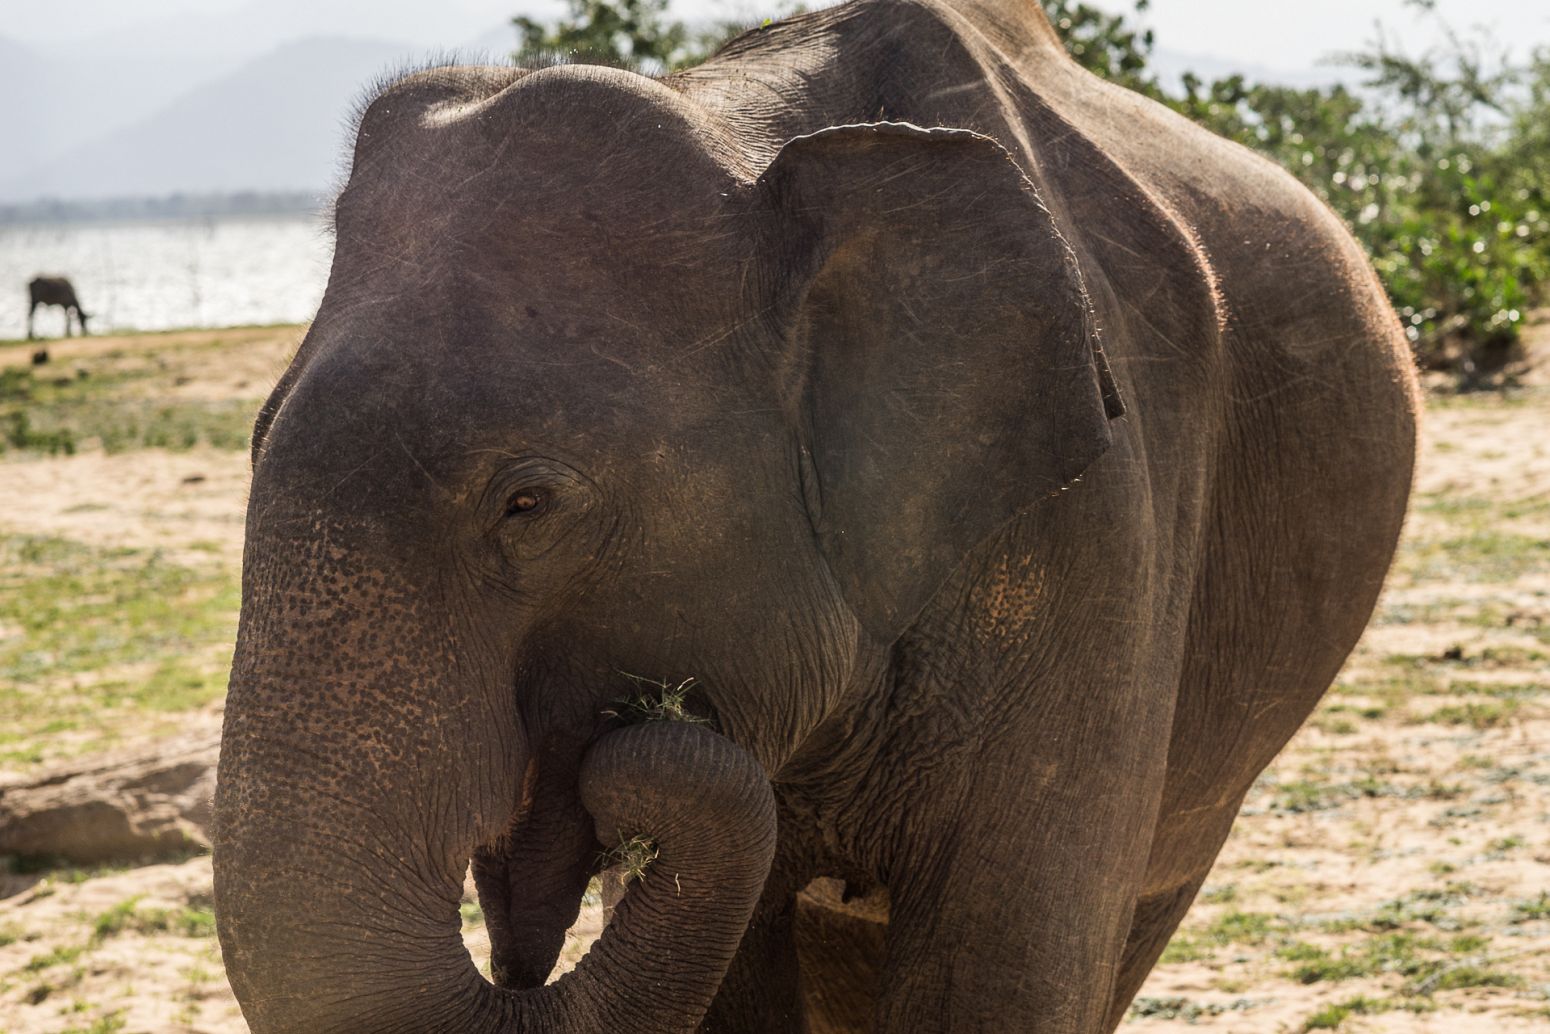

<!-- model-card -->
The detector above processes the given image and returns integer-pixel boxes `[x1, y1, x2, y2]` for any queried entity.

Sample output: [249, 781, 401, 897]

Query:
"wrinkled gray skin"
[212, 0, 1419, 1031]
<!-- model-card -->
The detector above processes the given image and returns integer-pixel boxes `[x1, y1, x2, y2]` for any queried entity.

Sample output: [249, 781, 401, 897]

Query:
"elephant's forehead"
[305, 232, 756, 429]
[326, 118, 754, 363]
[267, 300, 762, 515]
[336, 65, 747, 262]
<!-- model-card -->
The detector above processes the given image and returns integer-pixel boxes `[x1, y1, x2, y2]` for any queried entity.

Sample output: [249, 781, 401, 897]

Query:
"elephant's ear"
[756, 122, 1124, 640]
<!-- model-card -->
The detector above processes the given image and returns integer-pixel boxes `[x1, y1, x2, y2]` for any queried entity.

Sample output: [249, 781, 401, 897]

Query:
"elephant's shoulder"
[1030, 70, 1404, 371]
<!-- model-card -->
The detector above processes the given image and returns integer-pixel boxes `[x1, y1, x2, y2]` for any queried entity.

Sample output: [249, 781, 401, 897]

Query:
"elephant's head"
[213, 64, 1119, 1032]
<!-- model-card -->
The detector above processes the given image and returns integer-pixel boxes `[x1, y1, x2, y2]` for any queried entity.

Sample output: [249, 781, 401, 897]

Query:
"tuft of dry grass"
[607, 835, 660, 886]
[604, 674, 707, 725]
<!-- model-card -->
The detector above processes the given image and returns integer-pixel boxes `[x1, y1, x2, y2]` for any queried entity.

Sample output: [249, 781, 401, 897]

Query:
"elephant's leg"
[26, 301, 36, 339]
[1100, 798, 1245, 1030]
[871, 703, 1171, 1034]
[793, 878, 887, 1033]
[700, 860, 806, 1033]
[1101, 876, 1207, 1030]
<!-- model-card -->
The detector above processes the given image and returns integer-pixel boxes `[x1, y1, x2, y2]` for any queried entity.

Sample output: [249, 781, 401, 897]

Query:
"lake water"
[0, 214, 332, 341]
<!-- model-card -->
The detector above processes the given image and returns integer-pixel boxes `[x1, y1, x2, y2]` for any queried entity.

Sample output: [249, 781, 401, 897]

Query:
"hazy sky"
[7, 0, 1548, 72]
[3, 0, 1545, 201]
[1096, 0, 1550, 71]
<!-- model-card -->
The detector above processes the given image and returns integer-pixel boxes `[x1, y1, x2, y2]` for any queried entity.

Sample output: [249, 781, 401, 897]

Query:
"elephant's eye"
[504, 489, 546, 517]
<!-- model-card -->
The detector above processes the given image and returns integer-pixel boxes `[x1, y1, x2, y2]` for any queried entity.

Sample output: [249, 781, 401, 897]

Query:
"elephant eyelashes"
[504, 490, 546, 517]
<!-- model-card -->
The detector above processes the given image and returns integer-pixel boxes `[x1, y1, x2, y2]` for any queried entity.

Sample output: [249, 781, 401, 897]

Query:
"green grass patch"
[1161, 910, 1288, 963]
[1303, 996, 1387, 1031]
[1128, 996, 1251, 1022]
[1480, 836, 1528, 861]
[1330, 668, 1445, 709]
[1206, 910, 1280, 946]
[1443, 679, 1548, 699]
[1414, 699, 1522, 729]
[1321, 887, 1474, 934]
[1399, 530, 1550, 584]
[24, 944, 84, 971]
[1279, 941, 1375, 984]
[1267, 773, 1423, 814]
[90, 897, 216, 941]
[1158, 935, 1212, 964]
[60, 1011, 126, 1034]
[0, 363, 259, 456]
[1310, 712, 1360, 734]
[1416, 496, 1497, 519]
[1511, 892, 1550, 923]
[1277, 930, 1518, 994]
[0, 534, 238, 763]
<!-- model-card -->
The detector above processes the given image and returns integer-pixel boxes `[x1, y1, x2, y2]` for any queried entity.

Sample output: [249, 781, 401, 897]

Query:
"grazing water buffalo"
[212, 0, 1419, 1031]
[28, 276, 90, 339]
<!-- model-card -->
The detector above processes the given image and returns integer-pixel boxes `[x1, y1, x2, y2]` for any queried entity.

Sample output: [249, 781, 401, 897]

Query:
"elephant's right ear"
[752, 122, 1124, 641]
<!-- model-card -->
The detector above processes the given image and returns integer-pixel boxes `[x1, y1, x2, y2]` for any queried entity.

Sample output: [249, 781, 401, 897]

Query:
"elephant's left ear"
[753, 122, 1124, 641]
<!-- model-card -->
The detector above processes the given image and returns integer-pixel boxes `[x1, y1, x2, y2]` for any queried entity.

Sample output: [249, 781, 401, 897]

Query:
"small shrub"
[24, 944, 84, 971]
[1419, 700, 1521, 729]
[1511, 892, 1550, 923]
[1303, 996, 1385, 1031]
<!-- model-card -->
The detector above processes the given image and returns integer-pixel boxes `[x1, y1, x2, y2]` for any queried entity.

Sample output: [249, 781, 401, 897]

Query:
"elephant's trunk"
[216, 716, 775, 1033]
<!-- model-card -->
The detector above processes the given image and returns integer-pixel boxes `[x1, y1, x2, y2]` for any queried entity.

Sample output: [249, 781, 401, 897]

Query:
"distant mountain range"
[0, 0, 527, 205]
[2, 36, 421, 202]
[0, 8, 1336, 205]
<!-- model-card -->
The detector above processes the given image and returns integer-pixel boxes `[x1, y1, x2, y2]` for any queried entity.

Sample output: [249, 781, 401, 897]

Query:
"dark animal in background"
[27, 276, 90, 339]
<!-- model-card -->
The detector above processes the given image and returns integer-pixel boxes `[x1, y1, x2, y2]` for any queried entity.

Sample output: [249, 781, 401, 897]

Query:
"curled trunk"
[215, 720, 776, 1033]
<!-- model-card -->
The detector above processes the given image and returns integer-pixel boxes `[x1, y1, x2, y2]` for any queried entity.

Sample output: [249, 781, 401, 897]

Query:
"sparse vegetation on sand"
[0, 334, 270, 457]
[0, 534, 238, 768]
[1129, 380, 1550, 1031]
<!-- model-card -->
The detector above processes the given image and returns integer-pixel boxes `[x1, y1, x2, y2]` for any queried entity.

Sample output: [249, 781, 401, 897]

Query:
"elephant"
[211, 0, 1419, 1031]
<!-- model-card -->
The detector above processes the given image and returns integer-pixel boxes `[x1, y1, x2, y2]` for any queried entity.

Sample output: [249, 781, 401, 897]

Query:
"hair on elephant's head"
[213, 63, 1119, 1033]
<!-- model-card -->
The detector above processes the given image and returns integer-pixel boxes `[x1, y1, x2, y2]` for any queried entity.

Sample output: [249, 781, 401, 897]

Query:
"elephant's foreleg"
[870, 702, 1171, 1034]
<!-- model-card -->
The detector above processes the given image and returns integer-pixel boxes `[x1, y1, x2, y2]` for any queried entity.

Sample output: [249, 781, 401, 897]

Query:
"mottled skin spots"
[213, 1, 1417, 1032]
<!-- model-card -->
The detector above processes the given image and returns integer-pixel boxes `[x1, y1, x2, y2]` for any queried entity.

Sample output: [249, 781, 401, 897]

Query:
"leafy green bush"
[512, 0, 780, 71]
[1048, 0, 1550, 383]
[513, 0, 690, 67]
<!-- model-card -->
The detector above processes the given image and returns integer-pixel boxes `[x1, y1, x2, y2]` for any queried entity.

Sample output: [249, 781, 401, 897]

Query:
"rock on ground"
[0, 727, 218, 866]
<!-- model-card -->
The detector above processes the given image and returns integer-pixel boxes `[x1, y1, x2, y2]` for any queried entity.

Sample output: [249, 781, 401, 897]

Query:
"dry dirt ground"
[0, 325, 1546, 1032]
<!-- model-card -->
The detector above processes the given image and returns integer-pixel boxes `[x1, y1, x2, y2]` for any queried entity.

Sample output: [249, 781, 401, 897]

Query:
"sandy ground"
[0, 326, 297, 572]
[0, 323, 1547, 1032]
